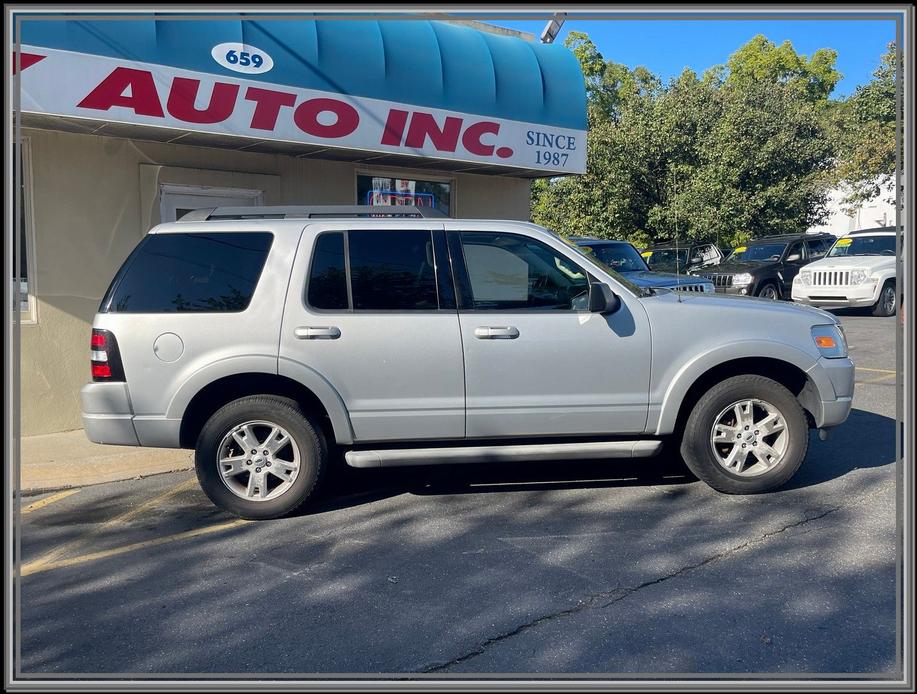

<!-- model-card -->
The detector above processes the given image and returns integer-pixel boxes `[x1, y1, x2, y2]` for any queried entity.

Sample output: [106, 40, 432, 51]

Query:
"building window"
[14, 138, 36, 323]
[356, 174, 452, 217]
[159, 184, 264, 223]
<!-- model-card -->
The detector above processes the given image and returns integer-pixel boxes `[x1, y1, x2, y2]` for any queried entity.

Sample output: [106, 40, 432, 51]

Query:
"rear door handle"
[294, 326, 341, 340]
[474, 326, 519, 340]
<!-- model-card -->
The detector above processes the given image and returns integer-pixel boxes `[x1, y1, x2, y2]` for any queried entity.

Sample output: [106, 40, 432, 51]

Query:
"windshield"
[728, 243, 787, 262]
[565, 242, 651, 297]
[644, 248, 689, 268]
[578, 242, 649, 273]
[828, 235, 896, 257]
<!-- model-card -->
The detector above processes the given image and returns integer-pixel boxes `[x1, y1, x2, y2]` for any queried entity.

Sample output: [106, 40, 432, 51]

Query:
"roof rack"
[178, 205, 446, 222]
[749, 231, 835, 241]
[846, 226, 897, 235]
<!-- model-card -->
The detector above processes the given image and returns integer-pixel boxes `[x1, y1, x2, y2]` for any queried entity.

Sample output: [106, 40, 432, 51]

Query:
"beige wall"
[20, 128, 532, 436]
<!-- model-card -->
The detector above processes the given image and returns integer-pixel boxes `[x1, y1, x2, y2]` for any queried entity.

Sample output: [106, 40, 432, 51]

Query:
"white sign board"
[16, 46, 587, 174]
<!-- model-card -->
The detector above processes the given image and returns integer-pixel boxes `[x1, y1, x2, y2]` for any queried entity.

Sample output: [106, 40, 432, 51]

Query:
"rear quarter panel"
[93, 222, 304, 419]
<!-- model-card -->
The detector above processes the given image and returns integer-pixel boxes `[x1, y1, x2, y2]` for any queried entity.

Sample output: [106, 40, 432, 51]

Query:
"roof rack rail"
[846, 226, 897, 235]
[178, 205, 446, 222]
[749, 231, 833, 241]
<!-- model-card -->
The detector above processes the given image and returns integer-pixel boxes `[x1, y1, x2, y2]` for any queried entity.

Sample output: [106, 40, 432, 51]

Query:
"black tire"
[757, 282, 780, 301]
[194, 395, 326, 520]
[872, 281, 896, 317]
[679, 375, 809, 494]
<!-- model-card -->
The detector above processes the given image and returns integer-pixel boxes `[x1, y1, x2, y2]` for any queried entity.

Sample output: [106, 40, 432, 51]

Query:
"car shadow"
[781, 408, 896, 489]
[293, 408, 894, 515]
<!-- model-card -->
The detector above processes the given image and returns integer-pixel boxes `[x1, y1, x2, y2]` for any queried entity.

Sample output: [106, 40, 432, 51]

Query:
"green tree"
[533, 33, 838, 249]
[831, 41, 898, 208]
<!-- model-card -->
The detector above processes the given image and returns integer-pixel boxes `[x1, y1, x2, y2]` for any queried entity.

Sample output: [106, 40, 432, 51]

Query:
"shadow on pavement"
[18, 411, 897, 675]
[303, 408, 894, 512]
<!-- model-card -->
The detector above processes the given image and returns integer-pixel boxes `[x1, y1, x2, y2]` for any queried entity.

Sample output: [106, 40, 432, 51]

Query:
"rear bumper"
[80, 382, 181, 448]
[82, 412, 140, 446]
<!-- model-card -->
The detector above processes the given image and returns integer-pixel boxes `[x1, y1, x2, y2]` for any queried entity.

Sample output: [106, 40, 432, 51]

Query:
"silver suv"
[82, 206, 854, 519]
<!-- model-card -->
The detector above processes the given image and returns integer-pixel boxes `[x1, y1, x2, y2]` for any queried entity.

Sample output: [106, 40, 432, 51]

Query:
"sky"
[486, 17, 896, 98]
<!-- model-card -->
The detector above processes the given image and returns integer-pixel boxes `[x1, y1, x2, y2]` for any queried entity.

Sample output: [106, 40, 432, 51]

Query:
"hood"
[647, 289, 839, 324]
[804, 255, 895, 271]
[700, 259, 775, 274]
[622, 270, 712, 287]
[645, 262, 695, 274]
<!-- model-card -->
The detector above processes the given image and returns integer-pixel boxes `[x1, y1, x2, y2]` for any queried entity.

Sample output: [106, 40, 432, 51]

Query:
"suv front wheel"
[872, 280, 896, 317]
[680, 375, 809, 493]
[757, 282, 780, 300]
[194, 395, 326, 519]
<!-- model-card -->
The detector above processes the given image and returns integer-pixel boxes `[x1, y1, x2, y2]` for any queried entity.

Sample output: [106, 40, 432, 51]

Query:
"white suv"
[792, 228, 898, 317]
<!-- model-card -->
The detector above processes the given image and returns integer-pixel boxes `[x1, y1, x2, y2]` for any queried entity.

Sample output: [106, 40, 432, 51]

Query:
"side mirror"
[786, 253, 802, 262]
[691, 254, 704, 264]
[589, 283, 621, 314]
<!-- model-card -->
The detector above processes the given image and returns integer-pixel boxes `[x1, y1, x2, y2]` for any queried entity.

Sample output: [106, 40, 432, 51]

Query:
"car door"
[780, 240, 807, 290]
[806, 237, 831, 261]
[279, 222, 464, 442]
[449, 227, 652, 438]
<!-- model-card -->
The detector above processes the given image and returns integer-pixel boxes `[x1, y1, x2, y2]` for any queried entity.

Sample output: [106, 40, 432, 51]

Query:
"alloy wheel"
[710, 399, 789, 477]
[216, 420, 301, 501]
[882, 286, 896, 315]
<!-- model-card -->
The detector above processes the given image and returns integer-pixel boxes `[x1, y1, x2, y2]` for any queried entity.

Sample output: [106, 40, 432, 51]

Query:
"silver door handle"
[295, 326, 341, 340]
[474, 326, 519, 339]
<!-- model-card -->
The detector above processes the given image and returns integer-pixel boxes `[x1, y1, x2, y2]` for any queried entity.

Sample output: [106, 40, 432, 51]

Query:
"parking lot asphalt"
[17, 312, 900, 677]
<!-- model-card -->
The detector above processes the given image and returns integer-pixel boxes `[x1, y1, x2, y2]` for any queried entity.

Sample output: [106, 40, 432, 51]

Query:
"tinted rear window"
[307, 232, 348, 310]
[101, 232, 273, 313]
[349, 230, 438, 310]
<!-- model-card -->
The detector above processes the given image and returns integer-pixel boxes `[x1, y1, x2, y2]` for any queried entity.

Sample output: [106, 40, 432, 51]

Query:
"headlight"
[850, 269, 870, 285]
[811, 324, 848, 359]
[732, 273, 753, 286]
[797, 271, 811, 286]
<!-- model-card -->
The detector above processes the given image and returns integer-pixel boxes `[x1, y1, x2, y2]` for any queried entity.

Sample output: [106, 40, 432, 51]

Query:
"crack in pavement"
[417, 495, 871, 674]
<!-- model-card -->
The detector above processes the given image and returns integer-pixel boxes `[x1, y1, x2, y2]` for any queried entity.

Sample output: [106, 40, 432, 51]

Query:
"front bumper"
[792, 281, 879, 308]
[713, 284, 753, 296]
[805, 356, 855, 428]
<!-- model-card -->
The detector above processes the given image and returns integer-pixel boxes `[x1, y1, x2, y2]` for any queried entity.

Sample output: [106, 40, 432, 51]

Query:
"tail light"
[91, 328, 125, 382]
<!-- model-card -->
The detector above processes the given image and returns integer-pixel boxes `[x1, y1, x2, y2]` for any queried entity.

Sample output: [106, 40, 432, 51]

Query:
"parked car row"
[578, 227, 899, 317]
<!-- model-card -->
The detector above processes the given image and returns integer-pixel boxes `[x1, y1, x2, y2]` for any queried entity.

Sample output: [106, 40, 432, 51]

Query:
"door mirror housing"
[691, 254, 704, 264]
[786, 252, 802, 262]
[589, 283, 621, 314]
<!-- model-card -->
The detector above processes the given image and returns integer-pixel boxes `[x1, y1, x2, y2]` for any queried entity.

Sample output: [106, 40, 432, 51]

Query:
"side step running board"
[345, 440, 662, 469]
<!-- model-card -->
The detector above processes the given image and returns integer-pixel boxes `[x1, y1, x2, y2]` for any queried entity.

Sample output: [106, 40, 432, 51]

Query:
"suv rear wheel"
[680, 375, 809, 493]
[194, 395, 326, 519]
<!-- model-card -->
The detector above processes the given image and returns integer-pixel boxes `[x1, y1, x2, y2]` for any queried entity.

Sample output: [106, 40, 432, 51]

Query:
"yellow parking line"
[21, 489, 80, 515]
[22, 476, 198, 575]
[856, 367, 897, 375]
[21, 519, 251, 577]
[858, 375, 897, 385]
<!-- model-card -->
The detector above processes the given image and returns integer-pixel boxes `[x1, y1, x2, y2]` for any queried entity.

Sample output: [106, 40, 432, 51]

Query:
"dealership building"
[14, 16, 587, 436]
